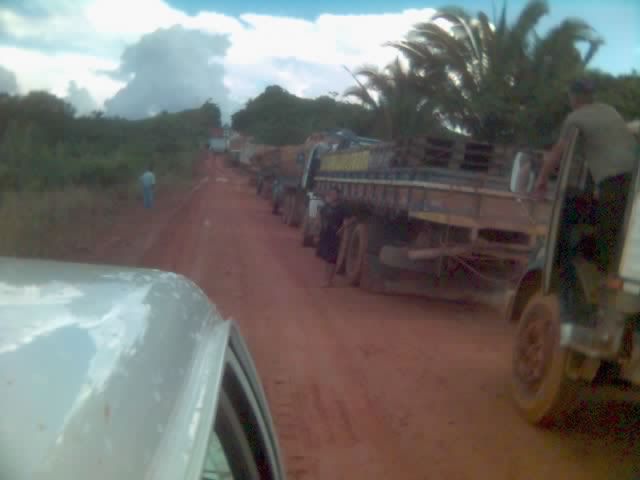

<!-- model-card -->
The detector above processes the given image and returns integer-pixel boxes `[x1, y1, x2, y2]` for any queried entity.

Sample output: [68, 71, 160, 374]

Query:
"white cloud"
[65, 80, 98, 116]
[0, 0, 437, 115]
[0, 46, 122, 102]
[103, 26, 235, 119]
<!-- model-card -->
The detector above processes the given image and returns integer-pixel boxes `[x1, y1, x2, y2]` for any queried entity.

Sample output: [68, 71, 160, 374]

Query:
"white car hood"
[0, 258, 229, 480]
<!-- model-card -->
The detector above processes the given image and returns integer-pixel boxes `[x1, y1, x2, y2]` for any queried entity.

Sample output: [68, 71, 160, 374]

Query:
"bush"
[0, 92, 218, 192]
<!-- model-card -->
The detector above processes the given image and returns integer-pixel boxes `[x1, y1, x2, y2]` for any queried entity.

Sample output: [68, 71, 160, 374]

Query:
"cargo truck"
[296, 133, 552, 307]
[278, 130, 382, 230]
[297, 128, 640, 425]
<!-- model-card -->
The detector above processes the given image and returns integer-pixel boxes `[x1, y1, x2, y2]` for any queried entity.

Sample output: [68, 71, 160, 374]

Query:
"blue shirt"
[140, 171, 156, 188]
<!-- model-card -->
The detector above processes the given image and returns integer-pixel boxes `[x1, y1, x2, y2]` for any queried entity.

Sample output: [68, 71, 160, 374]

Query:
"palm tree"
[389, 0, 603, 144]
[343, 58, 440, 140]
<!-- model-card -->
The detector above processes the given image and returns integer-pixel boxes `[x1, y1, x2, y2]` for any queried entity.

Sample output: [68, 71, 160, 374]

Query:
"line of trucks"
[247, 126, 640, 427]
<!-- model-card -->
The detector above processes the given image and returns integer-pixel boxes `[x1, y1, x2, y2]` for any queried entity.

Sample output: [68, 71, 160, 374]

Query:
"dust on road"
[111, 154, 640, 479]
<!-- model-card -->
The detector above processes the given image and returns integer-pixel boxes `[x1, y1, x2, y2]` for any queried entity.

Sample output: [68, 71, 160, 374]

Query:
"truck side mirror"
[510, 152, 535, 194]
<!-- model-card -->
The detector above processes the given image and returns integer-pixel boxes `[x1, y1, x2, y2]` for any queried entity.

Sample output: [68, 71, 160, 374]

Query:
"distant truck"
[277, 130, 381, 228]
[293, 133, 551, 307]
[209, 127, 228, 153]
[251, 145, 305, 211]
[267, 145, 307, 217]
[253, 148, 281, 199]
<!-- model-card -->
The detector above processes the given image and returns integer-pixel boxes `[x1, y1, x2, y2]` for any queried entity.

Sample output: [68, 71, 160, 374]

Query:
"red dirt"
[93, 153, 640, 479]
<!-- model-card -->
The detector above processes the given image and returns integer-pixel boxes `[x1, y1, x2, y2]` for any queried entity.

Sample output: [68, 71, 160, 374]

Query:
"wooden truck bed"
[313, 135, 552, 265]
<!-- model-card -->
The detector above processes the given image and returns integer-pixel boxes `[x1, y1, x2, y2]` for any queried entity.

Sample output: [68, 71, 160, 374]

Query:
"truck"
[294, 126, 640, 425]
[278, 130, 383, 231]
[252, 147, 281, 199]
[267, 145, 307, 218]
[506, 127, 640, 425]
[293, 132, 551, 307]
[208, 127, 228, 153]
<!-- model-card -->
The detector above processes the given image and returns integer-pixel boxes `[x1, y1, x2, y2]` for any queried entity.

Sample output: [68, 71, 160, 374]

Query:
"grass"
[0, 173, 197, 260]
[0, 187, 119, 259]
[0, 148, 202, 260]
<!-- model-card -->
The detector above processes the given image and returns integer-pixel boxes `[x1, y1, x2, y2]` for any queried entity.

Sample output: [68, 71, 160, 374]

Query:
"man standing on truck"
[534, 78, 637, 273]
[316, 187, 354, 287]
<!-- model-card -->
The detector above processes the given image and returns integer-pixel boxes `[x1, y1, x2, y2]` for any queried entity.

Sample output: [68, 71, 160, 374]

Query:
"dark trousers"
[557, 173, 631, 273]
[594, 173, 631, 272]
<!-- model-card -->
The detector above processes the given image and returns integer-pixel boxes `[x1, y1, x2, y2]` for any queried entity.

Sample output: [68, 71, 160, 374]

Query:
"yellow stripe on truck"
[320, 150, 370, 171]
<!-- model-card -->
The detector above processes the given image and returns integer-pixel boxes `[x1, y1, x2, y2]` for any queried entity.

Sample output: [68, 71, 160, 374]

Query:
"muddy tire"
[345, 223, 368, 286]
[284, 195, 299, 227]
[280, 196, 289, 224]
[511, 293, 580, 426]
[301, 212, 314, 247]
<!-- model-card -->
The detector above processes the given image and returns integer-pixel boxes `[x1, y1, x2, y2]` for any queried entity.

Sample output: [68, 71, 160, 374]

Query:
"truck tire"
[282, 195, 292, 225]
[301, 212, 314, 247]
[285, 195, 300, 227]
[511, 292, 580, 426]
[345, 223, 368, 285]
[283, 195, 293, 226]
[280, 196, 287, 224]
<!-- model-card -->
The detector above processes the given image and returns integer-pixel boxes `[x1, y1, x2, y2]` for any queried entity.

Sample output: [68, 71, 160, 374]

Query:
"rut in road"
[135, 155, 640, 480]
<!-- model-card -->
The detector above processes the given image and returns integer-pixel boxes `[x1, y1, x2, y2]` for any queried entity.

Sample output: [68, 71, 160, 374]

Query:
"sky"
[0, 0, 638, 120]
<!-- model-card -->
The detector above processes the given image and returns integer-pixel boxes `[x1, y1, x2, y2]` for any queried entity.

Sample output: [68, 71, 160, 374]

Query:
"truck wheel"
[345, 223, 368, 285]
[280, 196, 289, 224]
[284, 195, 294, 227]
[283, 195, 300, 227]
[301, 213, 314, 247]
[511, 293, 580, 426]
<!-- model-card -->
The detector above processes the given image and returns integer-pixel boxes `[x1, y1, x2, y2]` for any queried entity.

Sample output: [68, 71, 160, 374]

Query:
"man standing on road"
[140, 164, 156, 209]
[534, 78, 637, 273]
[316, 187, 355, 287]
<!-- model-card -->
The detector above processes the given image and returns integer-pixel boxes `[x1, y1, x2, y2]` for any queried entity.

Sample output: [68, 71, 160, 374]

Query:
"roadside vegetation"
[0, 91, 220, 258]
[233, 0, 640, 147]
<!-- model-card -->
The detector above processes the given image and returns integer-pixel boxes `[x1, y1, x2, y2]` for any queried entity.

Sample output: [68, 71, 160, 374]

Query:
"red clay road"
[103, 154, 639, 479]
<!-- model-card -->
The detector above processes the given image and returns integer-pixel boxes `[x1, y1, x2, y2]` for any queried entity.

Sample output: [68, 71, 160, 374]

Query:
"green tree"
[231, 85, 373, 145]
[390, 0, 603, 145]
[343, 58, 442, 140]
[0, 92, 222, 191]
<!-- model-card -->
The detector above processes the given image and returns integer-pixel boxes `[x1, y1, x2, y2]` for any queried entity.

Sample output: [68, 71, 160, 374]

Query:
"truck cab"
[507, 128, 640, 425]
[298, 132, 382, 246]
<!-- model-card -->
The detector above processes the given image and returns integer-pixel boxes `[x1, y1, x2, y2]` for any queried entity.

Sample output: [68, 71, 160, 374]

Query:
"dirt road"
[105, 155, 639, 479]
